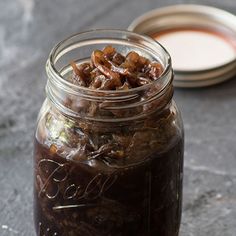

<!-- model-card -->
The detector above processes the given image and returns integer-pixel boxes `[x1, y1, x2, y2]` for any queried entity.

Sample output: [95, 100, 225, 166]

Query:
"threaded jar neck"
[46, 29, 173, 122]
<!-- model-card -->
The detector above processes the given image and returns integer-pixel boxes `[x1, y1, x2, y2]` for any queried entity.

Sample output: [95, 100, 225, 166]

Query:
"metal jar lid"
[128, 4, 236, 88]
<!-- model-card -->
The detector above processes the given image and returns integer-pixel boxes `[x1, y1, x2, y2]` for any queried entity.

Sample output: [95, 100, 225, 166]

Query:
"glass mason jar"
[34, 30, 184, 236]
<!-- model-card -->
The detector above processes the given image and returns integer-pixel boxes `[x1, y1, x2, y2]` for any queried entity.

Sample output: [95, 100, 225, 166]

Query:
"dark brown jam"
[68, 45, 163, 90]
[34, 46, 184, 236]
[34, 138, 183, 236]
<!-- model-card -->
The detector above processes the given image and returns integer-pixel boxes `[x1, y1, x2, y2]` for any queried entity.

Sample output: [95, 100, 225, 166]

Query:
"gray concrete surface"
[0, 0, 236, 235]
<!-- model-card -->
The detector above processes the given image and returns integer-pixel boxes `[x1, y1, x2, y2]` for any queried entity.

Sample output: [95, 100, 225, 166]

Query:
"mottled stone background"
[0, 0, 236, 235]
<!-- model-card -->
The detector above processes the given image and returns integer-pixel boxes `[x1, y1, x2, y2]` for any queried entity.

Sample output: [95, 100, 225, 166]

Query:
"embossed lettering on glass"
[34, 30, 184, 236]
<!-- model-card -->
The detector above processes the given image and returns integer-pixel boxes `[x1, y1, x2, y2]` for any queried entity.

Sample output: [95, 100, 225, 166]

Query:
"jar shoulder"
[35, 99, 184, 165]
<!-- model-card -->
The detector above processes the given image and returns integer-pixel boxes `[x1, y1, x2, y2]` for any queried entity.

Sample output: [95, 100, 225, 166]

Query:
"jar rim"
[46, 29, 172, 96]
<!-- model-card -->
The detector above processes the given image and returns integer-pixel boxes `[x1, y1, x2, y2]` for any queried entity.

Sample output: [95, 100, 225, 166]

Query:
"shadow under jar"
[34, 30, 184, 236]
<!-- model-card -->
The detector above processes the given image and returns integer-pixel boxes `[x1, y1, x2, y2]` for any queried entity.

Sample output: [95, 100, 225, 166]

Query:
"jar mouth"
[46, 29, 172, 97]
[45, 29, 173, 122]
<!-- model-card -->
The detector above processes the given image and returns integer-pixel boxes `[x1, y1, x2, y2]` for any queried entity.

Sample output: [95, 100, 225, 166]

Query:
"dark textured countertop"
[0, 0, 236, 235]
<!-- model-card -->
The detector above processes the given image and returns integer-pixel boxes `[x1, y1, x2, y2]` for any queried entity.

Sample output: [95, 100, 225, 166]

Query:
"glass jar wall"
[34, 30, 184, 236]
